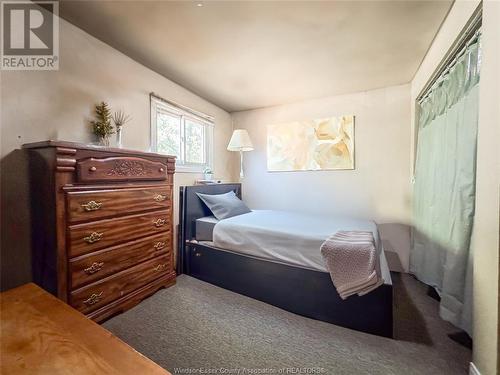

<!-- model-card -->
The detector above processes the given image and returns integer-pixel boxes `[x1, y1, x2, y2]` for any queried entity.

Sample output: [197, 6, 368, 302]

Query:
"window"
[151, 95, 214, 172]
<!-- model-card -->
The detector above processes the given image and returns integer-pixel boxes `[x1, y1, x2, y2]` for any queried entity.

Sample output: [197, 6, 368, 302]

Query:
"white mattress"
[213, 210, 382, 273]
[195, 215, 219, 241]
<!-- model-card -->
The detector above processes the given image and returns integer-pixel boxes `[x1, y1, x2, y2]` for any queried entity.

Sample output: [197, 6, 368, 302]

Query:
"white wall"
[0, 17, 237, 289]
[472, 1, 499, 374]
[411, 1, 499, 373]
[232, 84, 412, 272]
[0, 19, 236, 174]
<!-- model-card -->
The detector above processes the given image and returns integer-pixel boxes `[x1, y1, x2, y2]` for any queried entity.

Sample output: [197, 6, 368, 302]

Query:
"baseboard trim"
[469, 362, 481, 375]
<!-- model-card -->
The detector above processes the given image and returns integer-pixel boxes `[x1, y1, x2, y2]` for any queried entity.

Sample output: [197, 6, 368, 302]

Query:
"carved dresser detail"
[23, 141, 176, 322]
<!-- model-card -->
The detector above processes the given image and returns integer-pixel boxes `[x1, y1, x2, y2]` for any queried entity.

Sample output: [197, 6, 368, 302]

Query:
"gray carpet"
[104, 274, 471, 375]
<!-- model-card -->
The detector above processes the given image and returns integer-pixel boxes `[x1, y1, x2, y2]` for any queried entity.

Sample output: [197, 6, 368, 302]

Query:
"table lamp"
[227, 129, 254, 179]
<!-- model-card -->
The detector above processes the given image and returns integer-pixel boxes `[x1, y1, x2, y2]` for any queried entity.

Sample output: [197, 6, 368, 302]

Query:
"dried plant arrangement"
[113, 110, 131, 148]
[113, 110, 131, 128]
[90, 101, 114, 146]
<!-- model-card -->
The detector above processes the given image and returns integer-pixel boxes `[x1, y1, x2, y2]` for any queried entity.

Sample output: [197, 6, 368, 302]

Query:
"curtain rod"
[150, 92, 215, 122]
[417, 4, 482, 104]
[418, 28, 481, 104]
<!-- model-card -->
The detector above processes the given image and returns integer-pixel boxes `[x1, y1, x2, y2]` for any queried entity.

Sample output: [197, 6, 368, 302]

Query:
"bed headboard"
[178, 183, 242, 274]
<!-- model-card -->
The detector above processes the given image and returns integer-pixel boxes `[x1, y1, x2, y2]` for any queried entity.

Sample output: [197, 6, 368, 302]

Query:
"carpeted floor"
[104, 273, 471, 375]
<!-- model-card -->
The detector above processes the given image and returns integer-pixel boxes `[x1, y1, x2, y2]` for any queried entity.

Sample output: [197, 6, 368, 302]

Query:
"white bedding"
[212, 210, 382, 273]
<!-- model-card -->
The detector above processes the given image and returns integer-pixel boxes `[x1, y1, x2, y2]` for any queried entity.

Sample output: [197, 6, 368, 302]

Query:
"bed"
[178, 184, 393, 337]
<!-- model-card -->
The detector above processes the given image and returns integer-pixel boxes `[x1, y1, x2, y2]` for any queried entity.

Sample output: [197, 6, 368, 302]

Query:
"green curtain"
[411, 36, 481, 335]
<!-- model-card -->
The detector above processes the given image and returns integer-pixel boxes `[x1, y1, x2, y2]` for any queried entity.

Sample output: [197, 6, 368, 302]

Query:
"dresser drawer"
[69, 232, 172, 289]
[77, 156, 168, 182]
[68, 210, 170, 257]
[70, 255, 171, 314]
[67, 186, 171, 223]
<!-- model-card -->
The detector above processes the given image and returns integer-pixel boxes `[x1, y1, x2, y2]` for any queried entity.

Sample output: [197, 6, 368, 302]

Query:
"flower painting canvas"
[267, 115, 355, 171]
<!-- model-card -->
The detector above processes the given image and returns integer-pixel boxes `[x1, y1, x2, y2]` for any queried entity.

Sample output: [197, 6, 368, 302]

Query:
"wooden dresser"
[23, 141, 176, 322]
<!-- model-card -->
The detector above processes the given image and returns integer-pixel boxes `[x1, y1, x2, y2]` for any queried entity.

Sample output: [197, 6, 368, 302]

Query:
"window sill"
[175, 165, 207, 174]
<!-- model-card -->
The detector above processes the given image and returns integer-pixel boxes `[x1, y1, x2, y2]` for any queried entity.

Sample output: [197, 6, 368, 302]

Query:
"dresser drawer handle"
[153, 218, 166, 227]
[83, 291, 103, 306]
[154, 241, 166, 250]
[153, 263, 168, 272]
[81, 200, 102, 211]
[84, 261, 104, 275]
[153, 194, 167, 202]
[83, 232, 103, 244]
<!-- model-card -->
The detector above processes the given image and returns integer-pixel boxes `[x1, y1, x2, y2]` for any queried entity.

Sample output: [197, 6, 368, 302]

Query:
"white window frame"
[150, 95, 214, 173]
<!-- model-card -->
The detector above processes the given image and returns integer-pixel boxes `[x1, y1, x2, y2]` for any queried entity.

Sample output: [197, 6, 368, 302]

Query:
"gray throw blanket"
[320, 231, 384, 300]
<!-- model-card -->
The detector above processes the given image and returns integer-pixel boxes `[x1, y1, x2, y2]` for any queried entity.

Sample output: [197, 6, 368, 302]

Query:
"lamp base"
[239, 150, 244, 179]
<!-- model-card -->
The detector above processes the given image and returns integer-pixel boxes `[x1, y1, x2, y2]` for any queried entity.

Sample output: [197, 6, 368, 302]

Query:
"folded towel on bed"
[320, 231, 384, 300]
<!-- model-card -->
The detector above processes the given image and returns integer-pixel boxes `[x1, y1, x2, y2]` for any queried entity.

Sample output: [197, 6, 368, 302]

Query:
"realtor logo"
[1, 1, 59, 70]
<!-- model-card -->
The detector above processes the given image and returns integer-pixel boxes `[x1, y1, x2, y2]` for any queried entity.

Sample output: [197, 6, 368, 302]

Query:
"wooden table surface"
[1, 283, 171, 375]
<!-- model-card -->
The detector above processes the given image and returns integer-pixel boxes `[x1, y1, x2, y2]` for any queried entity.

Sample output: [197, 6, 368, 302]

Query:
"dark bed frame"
[178, 183, 393, 338]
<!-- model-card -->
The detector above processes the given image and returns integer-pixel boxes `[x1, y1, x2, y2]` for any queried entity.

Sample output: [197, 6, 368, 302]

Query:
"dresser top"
[22, 140, 176, 161]
[1, 283, 171, 375]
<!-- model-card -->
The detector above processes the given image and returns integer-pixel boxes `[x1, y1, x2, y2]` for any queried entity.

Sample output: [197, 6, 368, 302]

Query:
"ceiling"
[60, 1, 452, 112]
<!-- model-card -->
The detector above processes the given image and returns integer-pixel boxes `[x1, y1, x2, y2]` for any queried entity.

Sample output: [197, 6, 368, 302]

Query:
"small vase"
[204, 173, 213, 180]
[116, 125, 123, 148]
[99, 135, 110, 147]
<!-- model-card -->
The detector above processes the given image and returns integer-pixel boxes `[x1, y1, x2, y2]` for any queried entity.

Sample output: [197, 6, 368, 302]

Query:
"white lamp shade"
[227, 129, 254, 151]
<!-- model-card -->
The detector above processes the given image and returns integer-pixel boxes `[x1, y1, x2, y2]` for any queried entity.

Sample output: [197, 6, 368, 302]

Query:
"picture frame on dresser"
[23, 140, 176, 322]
